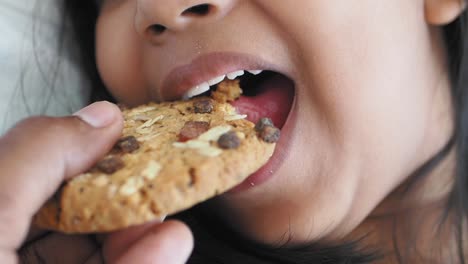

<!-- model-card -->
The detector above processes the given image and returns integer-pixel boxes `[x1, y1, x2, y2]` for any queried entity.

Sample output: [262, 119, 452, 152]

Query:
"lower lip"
[228, 96, 297, 193]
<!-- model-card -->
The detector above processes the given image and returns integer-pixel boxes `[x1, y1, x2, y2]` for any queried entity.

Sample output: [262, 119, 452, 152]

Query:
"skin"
[96, 0, 464, 252]
[0, 102, 193, 263]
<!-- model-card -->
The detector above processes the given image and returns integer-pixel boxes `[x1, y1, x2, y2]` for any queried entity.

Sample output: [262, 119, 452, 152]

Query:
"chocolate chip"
[217, 131, 241, 149]
[179, 121, 210, 141]
[259, 126, 281, 143]
[193, 99, 214, 113]
[189, 167, 197, 187]
[97, 156, 124, 174]
[116, 136, 140, 153]
[255, 118, 274, 132]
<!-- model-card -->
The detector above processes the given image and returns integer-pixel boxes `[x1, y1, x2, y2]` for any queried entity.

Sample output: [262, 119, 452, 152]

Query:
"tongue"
[231, 74, 295, 128]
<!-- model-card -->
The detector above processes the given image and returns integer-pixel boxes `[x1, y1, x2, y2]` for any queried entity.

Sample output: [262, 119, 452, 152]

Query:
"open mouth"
[183, 70, 296, 129]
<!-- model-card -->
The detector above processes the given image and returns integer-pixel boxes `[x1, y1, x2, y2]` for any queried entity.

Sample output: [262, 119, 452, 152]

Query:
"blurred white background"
[0, 0, 89, 134]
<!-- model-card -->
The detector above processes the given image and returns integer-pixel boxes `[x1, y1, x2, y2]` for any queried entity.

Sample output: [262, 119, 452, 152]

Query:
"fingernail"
[74, 101, 116, 128]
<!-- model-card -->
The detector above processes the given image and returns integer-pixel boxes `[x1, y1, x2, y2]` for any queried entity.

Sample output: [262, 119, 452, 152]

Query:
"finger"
[116, 221, 193, 264]
[0, 249, 16, 264]
[19, 233, 99, 264]
[96, 216, 165, 246]
[0, 101, 123, 250]
[102, 219, 163, 262]
[105, 220, 193, 264]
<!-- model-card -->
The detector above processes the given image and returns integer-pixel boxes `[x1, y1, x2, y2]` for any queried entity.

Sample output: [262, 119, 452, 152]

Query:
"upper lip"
[160, 52, 285, 101]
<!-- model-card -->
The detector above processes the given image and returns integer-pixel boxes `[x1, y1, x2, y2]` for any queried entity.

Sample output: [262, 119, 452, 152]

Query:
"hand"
[0, 102, 193, 263]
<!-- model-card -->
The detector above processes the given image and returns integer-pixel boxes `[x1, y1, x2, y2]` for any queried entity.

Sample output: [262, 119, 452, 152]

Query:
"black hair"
[60, 2, 112, 102]
[59, 1, 468, 263]
[447, 12, 468, 264]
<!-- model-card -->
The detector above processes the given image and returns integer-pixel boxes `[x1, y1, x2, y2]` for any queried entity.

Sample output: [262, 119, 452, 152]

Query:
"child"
[4, 0, 468, 263]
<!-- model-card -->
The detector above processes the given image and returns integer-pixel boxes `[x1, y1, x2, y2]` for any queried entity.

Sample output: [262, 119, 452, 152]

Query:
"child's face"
[96, 1, 454, 243]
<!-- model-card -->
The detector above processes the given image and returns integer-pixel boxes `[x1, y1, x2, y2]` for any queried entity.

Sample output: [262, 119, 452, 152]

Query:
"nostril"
[182, 4, 212, 16]
[148, 24, 167, 35]
[144, 3, 215, 38]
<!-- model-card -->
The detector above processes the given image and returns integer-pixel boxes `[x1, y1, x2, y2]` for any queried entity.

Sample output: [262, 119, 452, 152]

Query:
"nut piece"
[132, 115, 151, 121]
[197, 146, 223, 157]
[130, 105, 157, 114]
[119, 178, 140, 196]
[96, 156, 124, 174]
[224, 114, 247, 121]
[92, 175, 109, 187]
[255, 117, 274, 132]
[179, 121, 210, 142]
[193, 99, 214, 114]
[142, 161, 162, 180]
[198, 125, 232, 142]
[217, 131, 241, 149]
[259, 126, 281, 143]
[116, 136, 140, 153]
[173, 140, 210, 149]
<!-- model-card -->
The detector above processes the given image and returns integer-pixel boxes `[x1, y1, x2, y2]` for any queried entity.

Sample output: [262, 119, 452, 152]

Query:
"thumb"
[104, 220, 194, 264]
[0, 101, 123, 251]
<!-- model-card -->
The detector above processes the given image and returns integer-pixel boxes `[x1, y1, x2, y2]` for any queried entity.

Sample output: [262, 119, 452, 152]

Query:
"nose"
[135, 0, 234, 39]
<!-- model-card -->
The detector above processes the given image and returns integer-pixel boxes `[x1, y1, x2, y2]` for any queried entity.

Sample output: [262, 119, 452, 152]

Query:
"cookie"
[34, 81, 280, 233]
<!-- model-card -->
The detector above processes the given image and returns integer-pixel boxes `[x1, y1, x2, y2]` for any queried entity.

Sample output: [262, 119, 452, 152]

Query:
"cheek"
[285, 1, 434, 173]
[263, 2, 433, 178]
[218, 0, 451, 243]
[297, 1, 448, 218]
[96, 6, 150, 106]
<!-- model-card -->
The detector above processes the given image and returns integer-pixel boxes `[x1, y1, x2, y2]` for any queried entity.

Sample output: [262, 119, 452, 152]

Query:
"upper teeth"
[183, 69, 263, 99]
[183, 82, 210, 100]
[207, 75, 225, 86]
[227, 70, 245, 80]
[247, 70, 262, 75]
